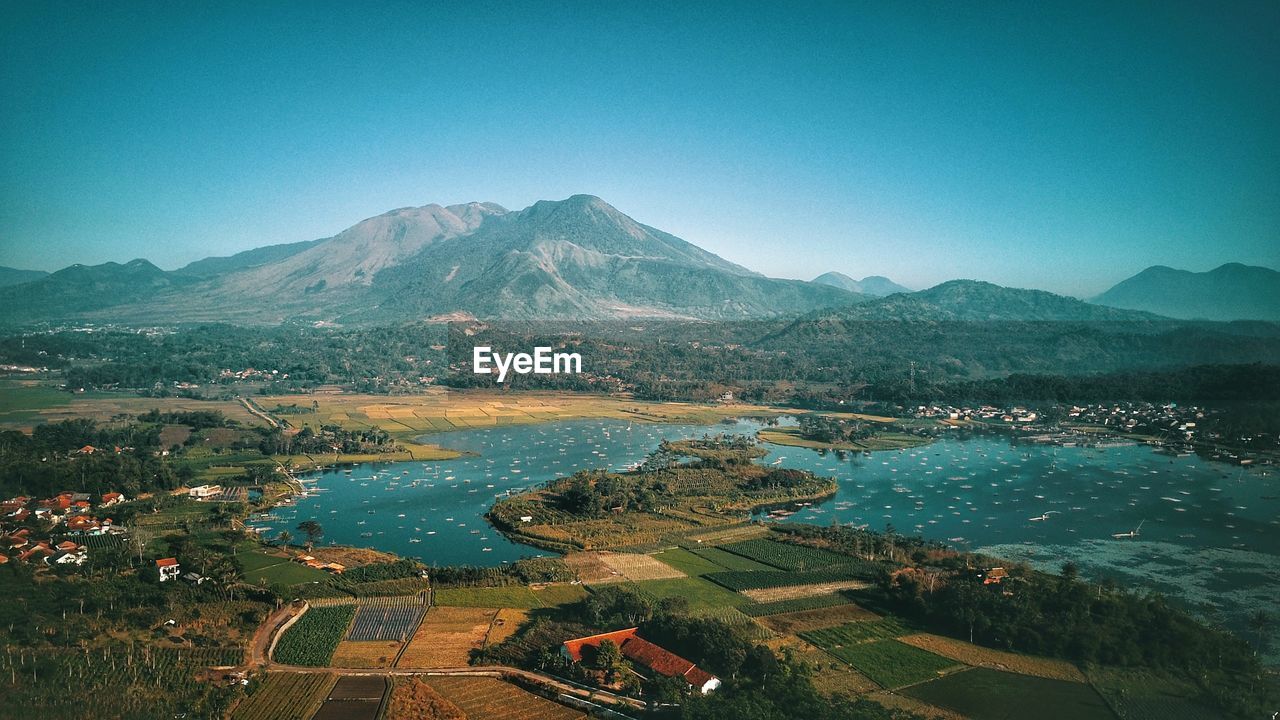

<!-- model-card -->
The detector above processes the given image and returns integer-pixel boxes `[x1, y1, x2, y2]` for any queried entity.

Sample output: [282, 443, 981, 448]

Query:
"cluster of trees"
[257, 424, 398, 456]
[0, 420, 193, 498]
[428, 557, 576, 587]
[797, 414, 874, 444]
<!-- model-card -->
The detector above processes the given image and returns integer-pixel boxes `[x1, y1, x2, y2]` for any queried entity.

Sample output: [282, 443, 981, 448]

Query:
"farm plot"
[681, 523, 770, 545]
[741, 579, 870, 603]
[903, 668, 1117, 720]
[596, 551, 686, 581]
[899, 633, 1087, 682]
[231, 672, 335, 720]
[426, 676, 585, 720]
[707, 566, 867, 592]
[766, 637, 880, 696]
[630, 576, 751, 612]
[813, 639, 961, 689]
[330, 640, 401, 668]
[398, 607, 498, 667]
[721, 538, 852, 571]
[432, 584, 587, 609]
[311, 676, 387, 720]
[485, 608, 530, 645]
[346, 597, 426, 641]
[384, 676, 466, 720]
[562, 551, 620, 583]
[273, 604, 355, 666]
[800, 618, 911, 647]
[741, 592, 854, 617]
[758, 604, 878, 635]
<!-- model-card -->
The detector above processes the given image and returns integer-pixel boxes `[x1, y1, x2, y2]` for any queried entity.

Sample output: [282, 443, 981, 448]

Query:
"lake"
[262, 417, 1278, 644]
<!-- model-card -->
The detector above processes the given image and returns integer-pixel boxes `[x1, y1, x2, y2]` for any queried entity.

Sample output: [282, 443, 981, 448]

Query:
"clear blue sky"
[1, 1, 1276, 296]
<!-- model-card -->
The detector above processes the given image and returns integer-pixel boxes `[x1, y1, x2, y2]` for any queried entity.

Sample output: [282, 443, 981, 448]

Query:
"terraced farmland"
[231, 672, 335, 720]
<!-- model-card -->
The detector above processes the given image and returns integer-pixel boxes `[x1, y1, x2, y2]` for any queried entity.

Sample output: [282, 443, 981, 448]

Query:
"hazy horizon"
[3, 2, 1278, 296]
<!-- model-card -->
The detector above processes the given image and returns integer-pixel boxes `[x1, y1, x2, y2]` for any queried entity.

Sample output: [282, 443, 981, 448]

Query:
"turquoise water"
[261, 417, 1279, 649]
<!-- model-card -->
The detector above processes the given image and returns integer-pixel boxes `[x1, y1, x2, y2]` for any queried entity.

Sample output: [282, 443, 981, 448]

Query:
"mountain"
[1093, 263, 1280, 321]
[0, 259, 196, 323]
[1, 196, 864, 325]
[174, 238, 324, 278]
[0, 267, 48, 287]
[797, 280, 1160, 324]
[812, 272, 910, 296]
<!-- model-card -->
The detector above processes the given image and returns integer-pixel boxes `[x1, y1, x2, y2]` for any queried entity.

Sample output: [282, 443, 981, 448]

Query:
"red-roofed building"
[560, 627, 721, 694]
[156, 557, 181, 582]
[100, 492, 126, 506]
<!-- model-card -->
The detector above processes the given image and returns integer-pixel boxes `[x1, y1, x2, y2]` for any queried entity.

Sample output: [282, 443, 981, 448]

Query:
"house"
[188, 485, 223, 499]
[76, 445, 97, 455]
[100, 492, 126, 506]
[48, 548, 87, 566]
[182, 572, 206, 585]
[561, 628, 721, 694]
[982, 567, 1009, 585]
[156, 557, 181, 582]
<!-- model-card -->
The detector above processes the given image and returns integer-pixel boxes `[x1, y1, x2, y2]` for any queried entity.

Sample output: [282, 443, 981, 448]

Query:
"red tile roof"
[561, 628, 719, 689]
[156, 557, 179, 568]
[562, 627, 639, 662]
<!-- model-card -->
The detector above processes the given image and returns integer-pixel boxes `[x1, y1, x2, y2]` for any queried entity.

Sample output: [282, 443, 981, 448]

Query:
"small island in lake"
[489, 436, 837, 550]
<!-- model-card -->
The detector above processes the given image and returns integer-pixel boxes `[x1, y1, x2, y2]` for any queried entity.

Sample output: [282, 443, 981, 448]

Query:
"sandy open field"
[397, 607, 498, 668]
[596, 551, 686, 581]
[330, 640, 402, 668]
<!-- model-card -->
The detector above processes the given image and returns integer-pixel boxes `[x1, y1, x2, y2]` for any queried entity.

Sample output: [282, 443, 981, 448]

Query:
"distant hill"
[812, 272, 910, 296]
[0, 259, 196, 323]
[1093, 263, 1280, 321]
[174, 238, 323, 278]
[797, 279, 1160, 324]
[0, 195, 864, 325]
[0, 267, 48, 287]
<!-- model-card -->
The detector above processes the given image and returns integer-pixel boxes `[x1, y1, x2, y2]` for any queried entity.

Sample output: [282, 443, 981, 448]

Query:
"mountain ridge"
[1093, 263, 1280, 321]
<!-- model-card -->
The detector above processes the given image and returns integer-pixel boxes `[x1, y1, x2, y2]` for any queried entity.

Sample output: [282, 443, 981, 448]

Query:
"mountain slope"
[2, 196, 864, 325]
[1093, 263, 1280, 321]
[813, 272, 910, 296]
[0, 267, 49, 287]
[174, 238, 323, 278]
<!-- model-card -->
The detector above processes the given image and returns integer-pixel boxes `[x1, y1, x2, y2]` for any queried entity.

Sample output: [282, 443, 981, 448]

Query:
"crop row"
[740, 592, 853, 617]
[274, 605, 356, 666]
[706, 566, 863, 591]
[720, 538, 853, 571]
[231, 672, 335, 720]
[347, 606, 425, 641]
[799, 618, 910, 647]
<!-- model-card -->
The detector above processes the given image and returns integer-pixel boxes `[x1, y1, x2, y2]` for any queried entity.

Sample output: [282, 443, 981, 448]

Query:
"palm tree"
[297, 520, 323, 550]
[277, 530, 292, 548]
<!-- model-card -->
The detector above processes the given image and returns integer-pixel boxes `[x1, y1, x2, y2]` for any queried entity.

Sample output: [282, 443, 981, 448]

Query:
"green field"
[904, 668, 1117, 720]
[812, 638, 959, 689]
[274, 605, 356, 666]
[629, 576, 751, 612]
[432, 584, 588, 609]
[800, 618, 910, 646]
[231, 672, 336, 720]
[706, 566, 864, 591]
[741, 592, 854, 617]
[720, 538, 852, 571]
[237, 550, 332, 586]
[1086, 666, 1220, 720]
